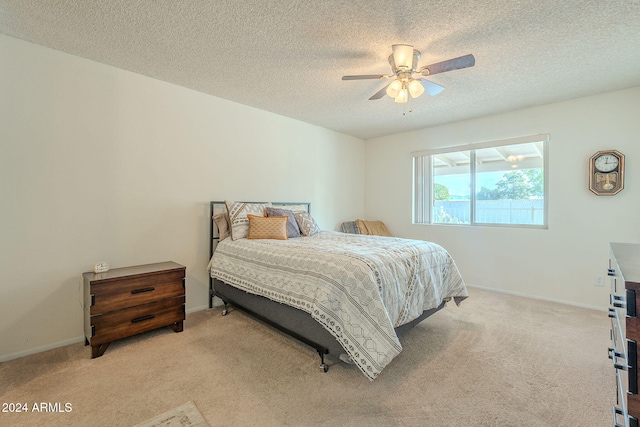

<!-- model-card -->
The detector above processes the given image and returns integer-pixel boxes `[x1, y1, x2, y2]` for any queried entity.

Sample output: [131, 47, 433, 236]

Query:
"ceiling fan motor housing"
[388, 44, 421, 74]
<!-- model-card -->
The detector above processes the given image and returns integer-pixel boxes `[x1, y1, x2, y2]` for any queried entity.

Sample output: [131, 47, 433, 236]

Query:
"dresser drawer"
[90, 270, 184, 314]
[89, 296, 185, 345]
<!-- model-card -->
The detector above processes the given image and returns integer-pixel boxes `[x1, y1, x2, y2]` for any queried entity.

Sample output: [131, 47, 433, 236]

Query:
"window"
[413, 134, 548, 227]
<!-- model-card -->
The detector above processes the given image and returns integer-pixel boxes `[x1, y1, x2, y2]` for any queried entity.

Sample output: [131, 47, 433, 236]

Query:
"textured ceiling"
[1, 0, 640, 139]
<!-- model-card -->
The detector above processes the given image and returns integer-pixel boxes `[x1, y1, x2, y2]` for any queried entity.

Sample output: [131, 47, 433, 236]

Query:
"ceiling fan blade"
[369, 83, 391, 100]
[342, 74, 388, 80]
[419, 79, 445, 96]
[418, 54, 475, 76]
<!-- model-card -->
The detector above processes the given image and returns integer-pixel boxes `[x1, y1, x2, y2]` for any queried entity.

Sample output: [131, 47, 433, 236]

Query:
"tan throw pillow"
[355, 219, 392, 236]
[213, 212, 231, 240]
[247, 215, 288, 240]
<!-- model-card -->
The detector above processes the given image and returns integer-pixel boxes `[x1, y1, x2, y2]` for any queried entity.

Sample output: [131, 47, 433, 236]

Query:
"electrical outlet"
[595, 275, 604, 287]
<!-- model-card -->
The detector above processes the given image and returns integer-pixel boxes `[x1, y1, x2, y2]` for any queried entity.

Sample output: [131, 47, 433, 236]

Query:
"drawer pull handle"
[608, 268, 616, 277]
[628, 289, 637, 318]
[629, 340, 638, 395]
[131, 315, 155, 323]
[131, 287, 155, 294]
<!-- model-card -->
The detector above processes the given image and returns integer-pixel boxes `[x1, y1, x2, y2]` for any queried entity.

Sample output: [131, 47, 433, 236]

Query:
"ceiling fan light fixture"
[386, 79, 403, 98]
[392, 44, 414, 70]
[408, 79, 425, 98]
[395, 87, 408, 103]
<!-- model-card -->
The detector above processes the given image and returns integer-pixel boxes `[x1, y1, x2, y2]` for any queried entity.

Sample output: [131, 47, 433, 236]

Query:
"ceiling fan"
[342, 44, 475, 103]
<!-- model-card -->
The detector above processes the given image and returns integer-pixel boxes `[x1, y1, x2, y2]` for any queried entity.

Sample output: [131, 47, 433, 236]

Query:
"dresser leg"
[91, 343, 111, 358]
[169, 321, 183, 333]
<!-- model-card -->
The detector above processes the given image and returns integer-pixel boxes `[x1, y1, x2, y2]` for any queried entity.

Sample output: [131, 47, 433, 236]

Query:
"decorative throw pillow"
[265, 207, 301, 238]
[225, 201, 272, 240]
[247, 215, 288, 240]
[213, 212, 231, 240]
[340, 221, 361, 234]
[294, 211, 320, 236]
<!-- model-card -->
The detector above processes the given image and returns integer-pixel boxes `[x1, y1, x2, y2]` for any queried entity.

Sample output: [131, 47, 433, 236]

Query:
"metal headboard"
[208, 201, 311, 308]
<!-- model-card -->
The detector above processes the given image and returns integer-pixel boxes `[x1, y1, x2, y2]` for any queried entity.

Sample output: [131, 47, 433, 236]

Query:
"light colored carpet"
[0, 288, 613, 426]
[134, 401, 209, 427]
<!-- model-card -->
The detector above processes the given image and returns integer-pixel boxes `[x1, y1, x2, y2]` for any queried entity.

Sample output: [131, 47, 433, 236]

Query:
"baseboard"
[467, 283, 606, 312]
[187, 304, 208, 314]
[0, 336, 85, 363]
[0, 304, 213, 363]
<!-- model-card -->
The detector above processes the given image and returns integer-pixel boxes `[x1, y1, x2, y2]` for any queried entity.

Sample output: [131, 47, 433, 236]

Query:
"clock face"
[594, 154, 619, 172]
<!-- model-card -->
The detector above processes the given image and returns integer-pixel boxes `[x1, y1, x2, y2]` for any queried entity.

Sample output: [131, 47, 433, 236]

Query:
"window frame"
[412, 134, 549, 228]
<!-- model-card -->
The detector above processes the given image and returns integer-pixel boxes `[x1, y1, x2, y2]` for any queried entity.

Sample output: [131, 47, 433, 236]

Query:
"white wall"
[0, 35, 365, 360]
[3, 32, 638, 362]
[365, 86, 640, 309]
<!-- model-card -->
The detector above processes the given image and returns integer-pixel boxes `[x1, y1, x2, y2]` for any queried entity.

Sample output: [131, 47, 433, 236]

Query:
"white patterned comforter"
[209, 231, 467, 380]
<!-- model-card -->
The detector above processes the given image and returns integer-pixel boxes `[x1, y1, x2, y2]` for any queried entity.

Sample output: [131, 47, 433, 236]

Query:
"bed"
[207, 201, 468, 380]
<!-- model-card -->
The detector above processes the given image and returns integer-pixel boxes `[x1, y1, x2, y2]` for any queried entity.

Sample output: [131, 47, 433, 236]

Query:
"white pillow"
[225, 201, 272, 240]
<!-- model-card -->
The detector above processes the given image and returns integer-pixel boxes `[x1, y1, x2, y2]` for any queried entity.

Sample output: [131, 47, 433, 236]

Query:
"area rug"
[134, 401, 210, 427]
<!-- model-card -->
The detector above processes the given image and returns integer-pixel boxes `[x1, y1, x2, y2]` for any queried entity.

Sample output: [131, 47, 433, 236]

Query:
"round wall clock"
[589, 149, 625, 196]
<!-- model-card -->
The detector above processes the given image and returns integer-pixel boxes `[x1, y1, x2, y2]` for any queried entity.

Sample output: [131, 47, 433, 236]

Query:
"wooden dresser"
[609, 243, 640, 427]
[83, 261, 186, 358]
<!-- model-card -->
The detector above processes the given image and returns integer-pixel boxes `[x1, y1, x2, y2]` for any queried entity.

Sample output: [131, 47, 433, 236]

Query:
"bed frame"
[208, 201, 445, 373]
